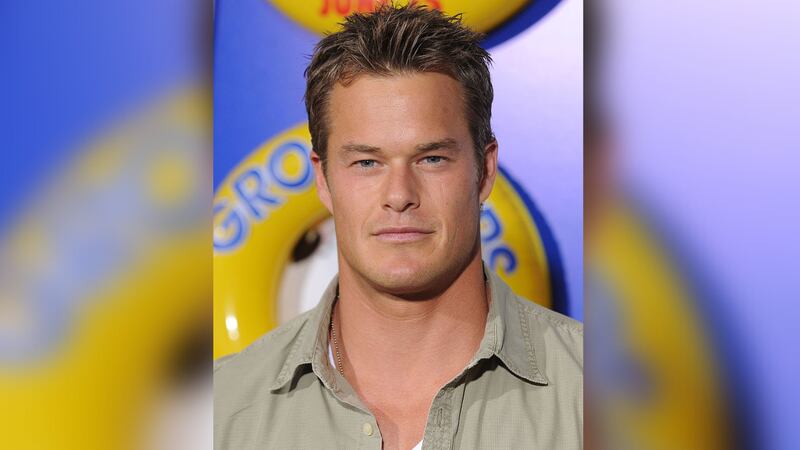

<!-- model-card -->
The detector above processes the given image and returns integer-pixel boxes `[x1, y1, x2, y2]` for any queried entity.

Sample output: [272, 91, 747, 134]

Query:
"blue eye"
[357, 160, 377, 168]
[423, 156, 446, 164]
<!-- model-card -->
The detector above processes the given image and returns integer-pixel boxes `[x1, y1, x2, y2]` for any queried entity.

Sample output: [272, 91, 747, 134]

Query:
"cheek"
[329, 171, 384, 225]
[330, 191, 370, 238]
[432, 180, 479, 238]
[454, 202, 480, 237]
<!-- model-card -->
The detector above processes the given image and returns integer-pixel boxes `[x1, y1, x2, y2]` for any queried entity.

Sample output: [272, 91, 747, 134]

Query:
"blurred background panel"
[0, 1, 212, 449]
[213, 0, 583, 359]
[587, 1, 799, 449]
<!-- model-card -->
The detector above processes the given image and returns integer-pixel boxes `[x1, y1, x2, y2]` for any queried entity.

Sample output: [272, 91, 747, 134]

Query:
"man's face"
[312, 72, 497, 296]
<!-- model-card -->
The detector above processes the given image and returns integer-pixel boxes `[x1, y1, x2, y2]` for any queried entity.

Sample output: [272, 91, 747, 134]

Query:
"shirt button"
[362, 422, 374, 436]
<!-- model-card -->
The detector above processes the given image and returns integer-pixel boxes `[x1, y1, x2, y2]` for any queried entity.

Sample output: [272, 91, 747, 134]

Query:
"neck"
[333, 250, 489, 386]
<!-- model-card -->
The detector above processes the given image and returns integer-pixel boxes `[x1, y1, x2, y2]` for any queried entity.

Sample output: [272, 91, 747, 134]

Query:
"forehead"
[326, 72, 471, 148]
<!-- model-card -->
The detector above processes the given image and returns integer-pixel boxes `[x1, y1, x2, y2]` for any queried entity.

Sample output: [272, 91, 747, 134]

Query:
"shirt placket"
[421, 383, 465, 450]
[422, 347, 494, 450]
[332, 388, 382, 450]
[321, 367, 383, 450]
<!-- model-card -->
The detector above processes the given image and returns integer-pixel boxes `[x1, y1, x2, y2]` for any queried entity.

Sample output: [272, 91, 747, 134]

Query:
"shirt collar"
[269, 274, 339, 392]
[270, 264, 549, 391]
[482, 266, 550, 385]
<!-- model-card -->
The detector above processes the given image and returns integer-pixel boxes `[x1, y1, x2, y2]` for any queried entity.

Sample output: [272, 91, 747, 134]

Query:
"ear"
[311, 151, 334, 214]
[478, 140, 499, 203]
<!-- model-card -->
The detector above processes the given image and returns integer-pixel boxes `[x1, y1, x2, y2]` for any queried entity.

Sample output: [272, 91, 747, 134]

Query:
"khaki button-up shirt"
[215, 268, 583, 449]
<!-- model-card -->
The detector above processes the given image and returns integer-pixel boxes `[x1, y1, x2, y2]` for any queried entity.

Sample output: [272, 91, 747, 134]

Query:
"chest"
[217, 368, 581, 450]
[361, 391, 431, 450]
[354, 379, 444, 450]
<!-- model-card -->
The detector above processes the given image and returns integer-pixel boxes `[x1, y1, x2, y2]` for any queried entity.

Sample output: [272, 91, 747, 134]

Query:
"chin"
[368, 259, 438, 295]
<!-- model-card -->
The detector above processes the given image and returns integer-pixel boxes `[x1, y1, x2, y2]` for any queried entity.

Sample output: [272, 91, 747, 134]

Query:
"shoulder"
[511, 293, 583, 370]
[514, 294, 583, 337]
[214, 309, 314, 415]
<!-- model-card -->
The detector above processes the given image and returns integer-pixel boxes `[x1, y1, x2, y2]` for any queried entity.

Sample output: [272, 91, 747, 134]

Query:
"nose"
[382, 165, 420, 213]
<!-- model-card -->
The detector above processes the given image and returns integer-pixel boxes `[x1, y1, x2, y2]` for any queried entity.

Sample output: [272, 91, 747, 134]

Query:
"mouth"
[372, 227, 435, 243]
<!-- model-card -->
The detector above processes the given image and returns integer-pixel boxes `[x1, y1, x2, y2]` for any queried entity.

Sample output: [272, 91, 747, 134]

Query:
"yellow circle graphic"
[0, 90, 210, 450]
[589, 201, 728, 449]
[269, 0, 531, 35]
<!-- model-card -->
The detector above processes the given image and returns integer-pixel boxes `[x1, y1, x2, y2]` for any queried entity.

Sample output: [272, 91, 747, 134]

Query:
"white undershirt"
[328, 343, 424, 450]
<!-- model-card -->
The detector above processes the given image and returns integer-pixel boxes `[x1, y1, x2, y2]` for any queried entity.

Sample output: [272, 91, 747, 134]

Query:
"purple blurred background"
[593, 1, 800, 449]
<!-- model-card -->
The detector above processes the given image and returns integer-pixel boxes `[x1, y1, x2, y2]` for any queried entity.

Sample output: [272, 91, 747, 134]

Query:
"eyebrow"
[340, 138, 460, 155]
[341, 143, 381, 154]
[414, 138, 459, 153]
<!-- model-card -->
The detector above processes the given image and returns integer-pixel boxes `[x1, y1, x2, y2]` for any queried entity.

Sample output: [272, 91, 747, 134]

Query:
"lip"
[372, 227, 434, 243]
